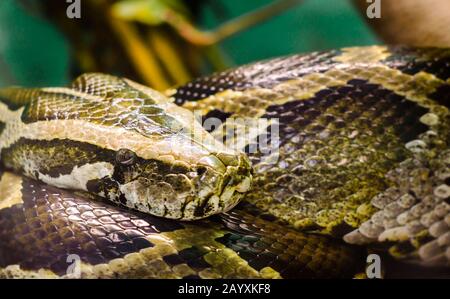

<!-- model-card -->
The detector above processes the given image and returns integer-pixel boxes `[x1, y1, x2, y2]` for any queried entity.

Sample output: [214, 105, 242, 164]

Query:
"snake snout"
[183, 151, 252, 220]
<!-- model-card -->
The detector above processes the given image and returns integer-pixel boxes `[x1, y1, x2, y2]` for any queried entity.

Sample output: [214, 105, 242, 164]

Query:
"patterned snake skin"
[0, 46, 449, 278]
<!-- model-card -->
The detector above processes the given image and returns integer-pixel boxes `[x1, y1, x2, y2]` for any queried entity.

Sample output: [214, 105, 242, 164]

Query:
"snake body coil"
[0, 46, 449, 278]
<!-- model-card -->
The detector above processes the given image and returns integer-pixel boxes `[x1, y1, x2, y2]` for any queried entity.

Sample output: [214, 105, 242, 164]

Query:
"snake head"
[95, 78, 253, 220]
[113, 147, 252, 220]
[1, 74, 252, 220]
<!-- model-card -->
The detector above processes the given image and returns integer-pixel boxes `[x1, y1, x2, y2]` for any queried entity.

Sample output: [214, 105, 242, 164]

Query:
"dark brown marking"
[384, 46, 450, 81]
[0, 175, 184, 275]
[217, 206, 365, 278]
[173, 50, 342, 105]
[429, 84, 450, 108]
[0, 121, 5, 136]
[0, 172, 363, 278]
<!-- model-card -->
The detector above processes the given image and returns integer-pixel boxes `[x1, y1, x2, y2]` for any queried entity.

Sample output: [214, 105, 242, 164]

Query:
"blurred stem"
[108, 14, 171, 90]
[147, 28, 192, 85]
[165, 0, 304, 46]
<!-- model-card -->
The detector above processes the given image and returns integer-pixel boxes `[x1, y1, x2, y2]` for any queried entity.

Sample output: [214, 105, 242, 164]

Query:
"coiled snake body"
[0, 46, 449, 278]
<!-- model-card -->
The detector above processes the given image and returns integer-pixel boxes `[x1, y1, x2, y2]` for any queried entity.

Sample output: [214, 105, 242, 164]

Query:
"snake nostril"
[197, 167, 207, 176]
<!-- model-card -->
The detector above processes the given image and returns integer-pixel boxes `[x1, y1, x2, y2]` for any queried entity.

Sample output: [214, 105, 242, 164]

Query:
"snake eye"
[116, 148, 136, 166]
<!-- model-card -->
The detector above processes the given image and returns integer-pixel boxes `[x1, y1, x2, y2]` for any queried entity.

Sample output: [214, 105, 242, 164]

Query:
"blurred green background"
[0, 0, 379, 88]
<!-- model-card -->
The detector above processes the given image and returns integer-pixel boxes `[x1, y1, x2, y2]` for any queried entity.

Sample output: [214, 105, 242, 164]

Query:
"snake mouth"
[183, 151, 253, 220]
[116, 151, 252, 220]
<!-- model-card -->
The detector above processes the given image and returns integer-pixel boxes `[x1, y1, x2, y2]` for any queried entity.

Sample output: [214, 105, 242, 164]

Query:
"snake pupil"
[116, 148, 136, 166]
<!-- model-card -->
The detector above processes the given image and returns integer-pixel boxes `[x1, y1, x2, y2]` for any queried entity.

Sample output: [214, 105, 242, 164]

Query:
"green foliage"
[0, 0, 69, 87]
[0, 0, 379, 87]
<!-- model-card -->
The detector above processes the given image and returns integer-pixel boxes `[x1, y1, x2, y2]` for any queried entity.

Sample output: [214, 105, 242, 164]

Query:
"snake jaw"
[114, 150, 252, 220]
[183, 151, 253, 220]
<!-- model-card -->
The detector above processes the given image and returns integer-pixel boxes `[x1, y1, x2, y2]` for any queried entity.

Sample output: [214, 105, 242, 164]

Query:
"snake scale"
[0, 46, 449, 278]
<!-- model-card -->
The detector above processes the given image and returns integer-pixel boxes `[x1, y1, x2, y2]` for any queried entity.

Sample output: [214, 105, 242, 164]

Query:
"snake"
[0, 45, 449, 278]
